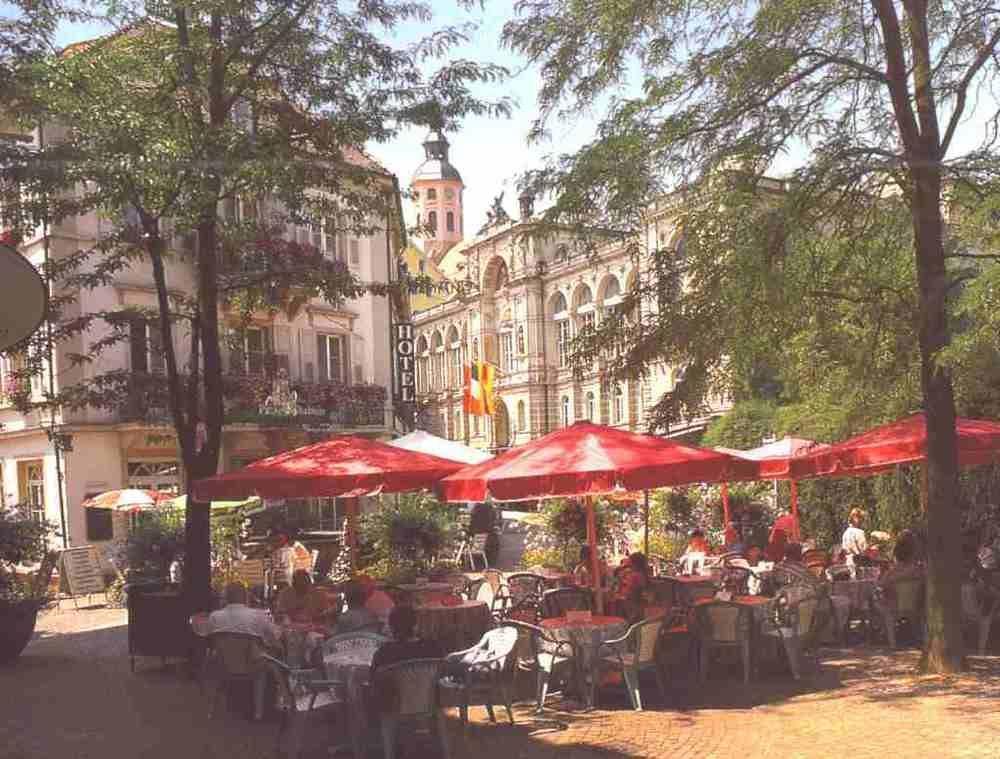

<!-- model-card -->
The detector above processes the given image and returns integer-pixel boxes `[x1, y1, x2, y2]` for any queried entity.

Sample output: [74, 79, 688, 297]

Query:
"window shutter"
[147, 321, 165, 374]
[130, 318, 148, 373]
[317, 334, 329, 382]
[299, 328, 315, 381]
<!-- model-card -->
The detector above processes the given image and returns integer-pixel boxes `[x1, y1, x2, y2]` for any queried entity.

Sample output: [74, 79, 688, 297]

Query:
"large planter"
[0, 600, 41, 665]
[125, 581, 195, 671]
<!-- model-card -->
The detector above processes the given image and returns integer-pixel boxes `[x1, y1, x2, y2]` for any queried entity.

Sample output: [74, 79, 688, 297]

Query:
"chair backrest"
[483, 569, 504, 595]
[321, 631, 387, 658]
[632, 616, 665, 665]
[440, 573, 471, 596]
[464, 577, 488, 602]
[258, 654, 300, 713]
[721, 566, 750, 595]
[802, 549, 828, 568]
[893, 576, 924, 615]
[718, 552, 745, 566]
[506, 573, 545, 605]
[826, 564, 852, 581]
[470, 534, 488, 552]
[502, 619, 550, 666]
[210, 632, 265, 676]
[693, 602, 752, 643]
[540, 587, 593, 619]
[726, 557, 751, 569]
[463, 625, 520, 677]
[372, 658, 444, 717]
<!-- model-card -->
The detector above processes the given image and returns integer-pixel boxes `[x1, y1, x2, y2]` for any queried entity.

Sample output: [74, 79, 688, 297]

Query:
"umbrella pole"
[721, 481, 731, 527]
[586, 496, 603, 615]
[643, 490, 650, 557]
[344, 497, 359, 575]
[790, 480, 800, 541]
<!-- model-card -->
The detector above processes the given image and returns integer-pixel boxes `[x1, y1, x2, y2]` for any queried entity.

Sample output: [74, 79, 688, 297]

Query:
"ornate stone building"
[408, 144, 729, 452]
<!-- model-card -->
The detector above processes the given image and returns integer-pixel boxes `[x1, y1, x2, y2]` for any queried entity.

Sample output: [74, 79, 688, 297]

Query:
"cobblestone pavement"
[2, 604, 999, 759]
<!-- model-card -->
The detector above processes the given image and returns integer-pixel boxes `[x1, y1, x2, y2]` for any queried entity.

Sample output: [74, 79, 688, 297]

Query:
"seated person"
[275, 569, 332, 622]
[335, 580, 381, 634]
[357, 573, 395, 626]
[206, 583, 281, 648]
[573, 545, 609, 588]
[745, 544, 763, 566]
[616, 553, 651, 621]
[877, 537, 924, 605]
[371, 606, 444, 712]
[685, 528, 710, 555]
[723, 522, 742, 552]
[764, 526, 789, 563]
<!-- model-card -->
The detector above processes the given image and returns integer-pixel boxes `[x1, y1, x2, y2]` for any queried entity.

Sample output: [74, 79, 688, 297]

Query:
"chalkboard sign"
[59, 546, 106, 600]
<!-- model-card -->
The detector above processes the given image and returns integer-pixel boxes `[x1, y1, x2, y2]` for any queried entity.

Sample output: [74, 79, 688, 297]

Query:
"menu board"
[59, 546, 106, 598]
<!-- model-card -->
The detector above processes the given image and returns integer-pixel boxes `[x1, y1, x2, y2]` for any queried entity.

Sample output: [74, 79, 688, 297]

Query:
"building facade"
[408, 149, 729, 453]
[0, 123, 404, 549]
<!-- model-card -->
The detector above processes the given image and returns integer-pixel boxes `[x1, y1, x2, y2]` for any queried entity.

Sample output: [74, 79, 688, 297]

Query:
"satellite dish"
[0, 243, 47, 352]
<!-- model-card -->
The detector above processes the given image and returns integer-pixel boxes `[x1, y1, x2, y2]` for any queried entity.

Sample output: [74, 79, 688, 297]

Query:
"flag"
[463, 361, 496, 416]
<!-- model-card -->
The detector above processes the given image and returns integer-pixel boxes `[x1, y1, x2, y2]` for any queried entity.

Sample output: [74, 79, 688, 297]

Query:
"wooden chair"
[371, 658, 451, 759]
[505, 620, 577, 714]
[692, 601, 754, 683]
[259, 653, 347, 759]
[592, 616, 667, 710]
[539, 587, 593, 620]
[439, 626, 518, 728]
[203, 632, 269, 721]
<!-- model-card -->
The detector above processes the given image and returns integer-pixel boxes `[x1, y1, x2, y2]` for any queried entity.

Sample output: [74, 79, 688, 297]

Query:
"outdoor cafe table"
[388, 581, 454, 604]
[540, 615, 627, 706]
[413, 599, 491, 651]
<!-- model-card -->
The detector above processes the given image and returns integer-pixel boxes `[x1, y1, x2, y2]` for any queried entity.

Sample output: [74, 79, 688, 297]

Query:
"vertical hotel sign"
[394, 322, 416, 404]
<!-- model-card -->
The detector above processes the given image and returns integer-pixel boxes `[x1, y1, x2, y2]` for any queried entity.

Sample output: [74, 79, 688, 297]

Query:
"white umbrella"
[389, 429, 493, 465]
[82, 489, 171, 513]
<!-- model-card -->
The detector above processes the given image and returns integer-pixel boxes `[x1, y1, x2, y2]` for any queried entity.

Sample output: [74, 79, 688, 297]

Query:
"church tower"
[411, 129, 464, 263]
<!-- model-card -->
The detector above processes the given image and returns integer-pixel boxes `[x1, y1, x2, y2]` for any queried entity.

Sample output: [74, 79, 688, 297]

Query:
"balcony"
[119, 371, 388, 429]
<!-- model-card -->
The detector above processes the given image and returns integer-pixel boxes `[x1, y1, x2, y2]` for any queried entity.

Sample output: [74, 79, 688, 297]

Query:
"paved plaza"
[2, 604, 998, 759]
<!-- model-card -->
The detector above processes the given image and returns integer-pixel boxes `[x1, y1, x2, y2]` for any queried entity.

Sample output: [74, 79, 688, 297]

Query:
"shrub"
[120, 508, 185, 581]
[359, 493, 460, 575]
[0, 505, 58, 604]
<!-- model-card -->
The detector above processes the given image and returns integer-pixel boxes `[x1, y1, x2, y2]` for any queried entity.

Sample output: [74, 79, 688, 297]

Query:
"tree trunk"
[910, 162, 965, 673]
[182, 456, 216, 613]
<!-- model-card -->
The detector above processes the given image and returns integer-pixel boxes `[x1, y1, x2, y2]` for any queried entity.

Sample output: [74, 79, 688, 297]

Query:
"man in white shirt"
[206, 584, 281, 648]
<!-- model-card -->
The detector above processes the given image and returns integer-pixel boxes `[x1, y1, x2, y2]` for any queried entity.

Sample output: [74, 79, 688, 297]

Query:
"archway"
[493, 398, 511, 450]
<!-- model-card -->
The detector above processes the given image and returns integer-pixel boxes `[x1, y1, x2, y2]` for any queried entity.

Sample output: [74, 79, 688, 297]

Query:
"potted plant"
[0, 506, 57, 664]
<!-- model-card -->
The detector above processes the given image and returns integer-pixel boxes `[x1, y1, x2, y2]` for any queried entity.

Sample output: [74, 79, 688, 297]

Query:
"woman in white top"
[841, 507, 868, 566]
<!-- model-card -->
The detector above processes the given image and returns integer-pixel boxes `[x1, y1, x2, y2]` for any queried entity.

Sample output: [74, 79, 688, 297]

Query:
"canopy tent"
[193, 435, 465, 569]
[389, 429, 493, 465]
[82, 489, 173, 513]
[715, 437, 828, 540]
[436, 421, 757, 611]
[788, 412, 1000, 479]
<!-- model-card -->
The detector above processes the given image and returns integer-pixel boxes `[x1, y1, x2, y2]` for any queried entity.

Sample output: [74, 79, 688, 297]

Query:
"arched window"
[575, 285, 595, 333]
[561, 395, 571, 427]
[586, 391, 595, 421]
[517, 400, 526, 431]
[431, 331, 444, 389]
[415, 335, 429, 393]
[428, 210, 438, 232]
[447, 326, 461, 387]
[550, 292, 571, 368]
[612, 383, 624, 424]
[427, 188, 437, 201]
[446, 211, 455, 232]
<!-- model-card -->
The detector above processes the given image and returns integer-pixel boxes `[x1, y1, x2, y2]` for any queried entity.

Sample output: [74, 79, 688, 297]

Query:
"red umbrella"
[193, 434, 465, 500]
[193, 435, 464, 572]
[716, 437, 829, 540]
[436, 421, 756, 612]
[436, 421, 756, 503]
[788, 412, 1000, 479]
